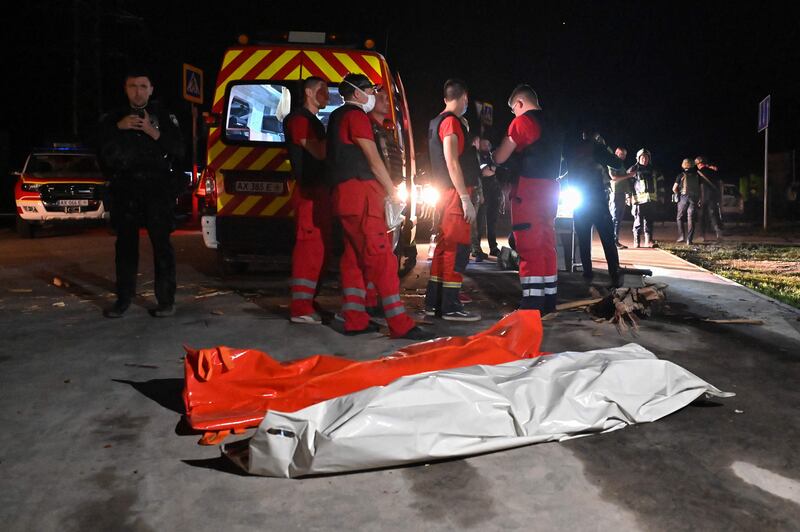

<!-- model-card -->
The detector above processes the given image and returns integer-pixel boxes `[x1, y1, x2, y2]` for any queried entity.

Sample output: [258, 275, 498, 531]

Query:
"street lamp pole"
[763, 125, 768, 230]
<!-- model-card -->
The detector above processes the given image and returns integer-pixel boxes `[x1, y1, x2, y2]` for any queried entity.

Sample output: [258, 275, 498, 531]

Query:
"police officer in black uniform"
[98, 68, 184, 318]
[568, 131, 623, 287]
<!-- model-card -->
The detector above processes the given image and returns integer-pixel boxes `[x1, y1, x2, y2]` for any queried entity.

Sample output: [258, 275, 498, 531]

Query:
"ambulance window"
[224, 83, 293, 143]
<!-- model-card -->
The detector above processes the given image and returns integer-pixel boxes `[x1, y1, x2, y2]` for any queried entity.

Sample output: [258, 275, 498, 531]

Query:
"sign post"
[758, 95, 770, 229]
[182, 64, 204, 185]
[183, 64, 204, 226]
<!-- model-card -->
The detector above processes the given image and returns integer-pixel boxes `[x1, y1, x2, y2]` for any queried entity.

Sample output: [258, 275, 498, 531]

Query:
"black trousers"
[676, 195, 698, 242]
[471, 177, 500, 253]
[111, 189, 176, 306]
[574, 200, 620, 280]
[632, 202, 656, 242]
[608, 193, 627, 242]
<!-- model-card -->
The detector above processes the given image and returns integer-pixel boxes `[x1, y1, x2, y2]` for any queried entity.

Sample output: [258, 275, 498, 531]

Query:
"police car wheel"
[15, 216, 35, 239]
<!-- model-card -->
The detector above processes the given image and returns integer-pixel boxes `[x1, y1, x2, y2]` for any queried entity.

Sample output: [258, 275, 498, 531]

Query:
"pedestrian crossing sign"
[183, 64, 203, 104]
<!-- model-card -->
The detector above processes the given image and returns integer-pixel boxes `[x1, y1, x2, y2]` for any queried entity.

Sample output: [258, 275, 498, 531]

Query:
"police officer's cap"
[340, 74, 377, 100]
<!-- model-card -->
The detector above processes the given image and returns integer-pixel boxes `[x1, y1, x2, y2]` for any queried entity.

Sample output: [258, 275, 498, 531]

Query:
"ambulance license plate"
[235, 181, 284, 194]
[58, 199, 89, 206]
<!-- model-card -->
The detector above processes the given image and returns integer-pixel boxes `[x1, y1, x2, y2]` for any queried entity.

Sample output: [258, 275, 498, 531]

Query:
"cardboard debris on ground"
[703, 318, 764, 325]
[194, 290, 233, 300]
[556, 284, 669, 333]
[556, 298, 603, 312]
[591, 284, 668, 332]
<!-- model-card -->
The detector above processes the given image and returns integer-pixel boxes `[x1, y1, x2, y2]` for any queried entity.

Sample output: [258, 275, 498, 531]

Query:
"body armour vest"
[326, 104, 375, 184]
[284, 108, 326, 188]
[427, 112, 480, 189]
[509, 110, 560, 181]
[372, 119, 403, 184]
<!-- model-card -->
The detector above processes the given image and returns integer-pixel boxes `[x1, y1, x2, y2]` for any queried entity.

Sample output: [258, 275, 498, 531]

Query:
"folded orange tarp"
[183, 310, 544, 438]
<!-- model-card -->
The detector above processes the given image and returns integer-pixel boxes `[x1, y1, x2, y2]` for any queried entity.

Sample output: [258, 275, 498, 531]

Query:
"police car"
[14, 144, 108, 237]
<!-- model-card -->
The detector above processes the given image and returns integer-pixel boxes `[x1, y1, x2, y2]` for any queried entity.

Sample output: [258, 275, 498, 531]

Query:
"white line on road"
[731, 461, 800, 505]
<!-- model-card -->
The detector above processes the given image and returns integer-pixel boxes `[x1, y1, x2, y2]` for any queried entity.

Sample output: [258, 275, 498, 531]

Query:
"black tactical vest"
[510, 110, 560, 180]
[427, 112, 480, 189]
[326, 104, 375, 184]
[372, 119, 404, 184]
[283, 107, 326, 187]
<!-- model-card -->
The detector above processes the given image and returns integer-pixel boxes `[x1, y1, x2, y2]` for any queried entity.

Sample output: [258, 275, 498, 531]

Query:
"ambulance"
[196, 32, 422, 274]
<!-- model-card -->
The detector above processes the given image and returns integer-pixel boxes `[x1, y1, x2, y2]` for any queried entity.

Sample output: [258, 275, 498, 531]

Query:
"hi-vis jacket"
[629, 163, 665, 205]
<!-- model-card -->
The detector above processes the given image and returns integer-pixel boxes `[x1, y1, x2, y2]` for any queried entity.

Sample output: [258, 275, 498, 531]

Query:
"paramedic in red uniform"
[284, 76, 330, 324]
[493, 84, 561, 314]
[423, 79, 482, 321]
[326, 74, 427, 340]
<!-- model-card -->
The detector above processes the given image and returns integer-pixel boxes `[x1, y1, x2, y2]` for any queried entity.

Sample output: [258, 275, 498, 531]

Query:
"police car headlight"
[21, 183, 41, 192]
[396, 182, 409, 203]
[420, 184, 440, 207]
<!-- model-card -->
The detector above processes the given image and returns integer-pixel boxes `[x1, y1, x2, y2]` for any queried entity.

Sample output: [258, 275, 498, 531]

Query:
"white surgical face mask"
[361, 93, 376, 113]
[344, 79, 376, 113]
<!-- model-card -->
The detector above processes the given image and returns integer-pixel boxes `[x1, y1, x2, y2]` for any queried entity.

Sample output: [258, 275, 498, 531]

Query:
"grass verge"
[660, 242, 800, 308]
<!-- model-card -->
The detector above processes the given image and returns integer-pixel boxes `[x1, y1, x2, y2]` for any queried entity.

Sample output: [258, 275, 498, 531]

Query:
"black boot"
[103, 300, 130, 318]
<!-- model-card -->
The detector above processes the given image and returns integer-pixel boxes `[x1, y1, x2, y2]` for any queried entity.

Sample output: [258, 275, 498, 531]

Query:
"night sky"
[9, 1, 799, 181]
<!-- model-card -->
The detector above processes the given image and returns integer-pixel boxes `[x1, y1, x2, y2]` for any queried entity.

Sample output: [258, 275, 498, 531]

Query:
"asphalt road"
[1, 222, 799, 531]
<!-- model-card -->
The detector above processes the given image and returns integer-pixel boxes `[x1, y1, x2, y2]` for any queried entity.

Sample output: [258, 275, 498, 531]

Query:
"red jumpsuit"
[330, 106, 415, 337]
[285, 110, 330, 318]
[508, 113, 560, 313]
[424, 115, 473, 315]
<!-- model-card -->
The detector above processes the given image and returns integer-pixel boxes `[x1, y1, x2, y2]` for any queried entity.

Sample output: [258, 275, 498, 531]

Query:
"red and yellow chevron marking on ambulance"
[198, 35, 417, 271]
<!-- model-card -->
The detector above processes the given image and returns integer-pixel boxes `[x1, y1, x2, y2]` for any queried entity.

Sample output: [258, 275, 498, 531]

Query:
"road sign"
[183, 64, 203, 105]
[479, 102, 493, 127]
[758, 95, 770, 132]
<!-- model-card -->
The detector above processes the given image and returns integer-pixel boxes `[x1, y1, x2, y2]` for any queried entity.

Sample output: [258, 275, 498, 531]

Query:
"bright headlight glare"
[396, 183, 409, 203]
[421, 185, 440, 206]
[559, 186, 582, 211]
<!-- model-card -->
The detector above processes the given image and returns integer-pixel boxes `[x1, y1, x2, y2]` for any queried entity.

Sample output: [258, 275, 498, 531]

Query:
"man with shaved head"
[493, 84, 562, 314]
[283, 76, 330, 324]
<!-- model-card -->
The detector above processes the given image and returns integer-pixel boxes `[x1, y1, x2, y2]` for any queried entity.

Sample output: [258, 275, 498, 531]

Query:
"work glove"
[460, 193, 477, 223]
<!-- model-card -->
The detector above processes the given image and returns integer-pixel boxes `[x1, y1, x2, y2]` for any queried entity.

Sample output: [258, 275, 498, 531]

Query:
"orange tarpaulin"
[183, 310, 544, 439]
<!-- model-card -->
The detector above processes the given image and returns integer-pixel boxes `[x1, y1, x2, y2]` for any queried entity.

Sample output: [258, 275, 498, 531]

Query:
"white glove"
[460, 193, 476, 224]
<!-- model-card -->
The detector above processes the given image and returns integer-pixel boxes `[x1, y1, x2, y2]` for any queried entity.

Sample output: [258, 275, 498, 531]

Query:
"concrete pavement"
[0, 222, 799, 531]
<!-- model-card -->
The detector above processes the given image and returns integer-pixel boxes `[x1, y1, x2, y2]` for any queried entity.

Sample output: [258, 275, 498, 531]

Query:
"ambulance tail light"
[203, 112, 220, 128]
[201, 169, 218, 214]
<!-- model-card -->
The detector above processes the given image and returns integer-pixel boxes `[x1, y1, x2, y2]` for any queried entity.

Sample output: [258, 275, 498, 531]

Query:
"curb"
[654, 248, 800, 316]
